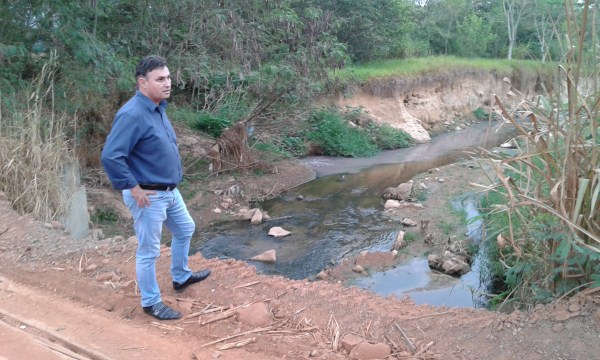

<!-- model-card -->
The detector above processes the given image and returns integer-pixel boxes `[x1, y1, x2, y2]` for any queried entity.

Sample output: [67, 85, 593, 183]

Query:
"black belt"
[139, 184, 177, 191]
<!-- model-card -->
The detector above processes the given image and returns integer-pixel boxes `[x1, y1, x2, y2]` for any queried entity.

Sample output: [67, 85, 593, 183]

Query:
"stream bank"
[193, 121, 512, 307]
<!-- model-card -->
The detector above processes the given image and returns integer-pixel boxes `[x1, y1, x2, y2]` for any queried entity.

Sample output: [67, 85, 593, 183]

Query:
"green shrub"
[189, 111, 232, 137]
[472, 107, 489, 120]
[91, 207, 119, 224]
[253, 141, 293, 161]
[307, 109, 378, 157]
[280, 136, 307, 157]
[368, 123, 413, 150]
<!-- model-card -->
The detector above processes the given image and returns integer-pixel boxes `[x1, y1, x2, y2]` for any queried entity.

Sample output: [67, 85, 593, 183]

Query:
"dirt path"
[1, 161, 600, 360]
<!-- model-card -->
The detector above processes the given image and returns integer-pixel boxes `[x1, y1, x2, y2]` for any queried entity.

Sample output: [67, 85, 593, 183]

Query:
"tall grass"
[477, 1, 600, 309]
[0, 53, 78, 221]
[332, 56, 550, 82]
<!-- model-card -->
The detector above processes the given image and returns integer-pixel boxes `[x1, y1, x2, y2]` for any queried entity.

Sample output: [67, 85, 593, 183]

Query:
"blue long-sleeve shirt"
[101, 91, 183, 190]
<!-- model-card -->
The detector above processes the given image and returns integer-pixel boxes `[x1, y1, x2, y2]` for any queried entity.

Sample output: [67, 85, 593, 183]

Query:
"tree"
[502, 0, 530, 60]
[455, 14, 495, 57]
[422, 0, 471, 55]
[532, 0, 564, 62]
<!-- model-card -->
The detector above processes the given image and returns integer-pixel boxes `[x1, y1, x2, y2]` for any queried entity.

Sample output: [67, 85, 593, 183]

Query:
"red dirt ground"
[1, 158, 600, 360]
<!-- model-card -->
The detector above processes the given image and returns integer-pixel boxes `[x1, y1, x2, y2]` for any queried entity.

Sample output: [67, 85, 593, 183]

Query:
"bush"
[368, 123, 413, 150]
[472, 107, 489, 121]
[91, 207, 119, 224]
[307, 109, 378, 157]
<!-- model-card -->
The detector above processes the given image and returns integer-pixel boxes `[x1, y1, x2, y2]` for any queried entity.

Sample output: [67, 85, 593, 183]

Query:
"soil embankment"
[331, 68, 546, 143]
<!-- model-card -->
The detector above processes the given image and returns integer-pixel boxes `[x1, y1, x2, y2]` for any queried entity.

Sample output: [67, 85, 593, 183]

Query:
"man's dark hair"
[135, 55, 167, 79]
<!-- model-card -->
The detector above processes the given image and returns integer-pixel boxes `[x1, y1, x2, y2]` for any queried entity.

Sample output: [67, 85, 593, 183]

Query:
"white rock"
[268, 227, 291, 237]
[384, 199, 401, 209]
[250, 249, 276, 263]
[250, 209, 263, 224]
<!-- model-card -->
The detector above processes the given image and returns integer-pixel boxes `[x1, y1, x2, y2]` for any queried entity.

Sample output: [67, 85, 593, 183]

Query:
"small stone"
[250, 249, 276, 263]
[250, 209, 263, 224]
[349, 342, 391, 360]
[352, 265, 366, 274]
[552, 323, 564, 332]
[384, 199, 401, 209]
[316, 271, 328, 280]
[401, 218, 418, 227]
[309, 350, 319, 357]
[96, 272, 115, 282]
[341, 334, 364, 352]
[212, 208, 222, 213]
[268, 227, 291, 238]
[568, 304, 581, 313]
[50, 221, 64, 229]
[85, 264, 99, 272]
[237, 302, 272, 327]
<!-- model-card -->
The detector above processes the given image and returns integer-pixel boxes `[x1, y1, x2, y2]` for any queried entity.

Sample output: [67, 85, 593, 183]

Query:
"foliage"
[252, 140, 294, 162]
[91, 206, 119, 225]
[477, 0, 600, 309]
[472, 107, 489, 121]
[306, 109, 378, 157]
[455, 14, 496, 57]
[367, 123, 414, 150]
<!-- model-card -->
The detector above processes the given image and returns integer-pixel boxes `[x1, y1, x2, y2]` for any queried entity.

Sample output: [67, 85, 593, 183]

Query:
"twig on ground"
[78, 252, 87, 273]
[292, 307, 306, 315]
[401, 311, 454, 321]
[200, 322, 282, 347]
[122, 346, 147, 351]
[413, 341, 435, 358]
[200, 308, 236, 325]
[265, 216, 293, 222]
[216, 337, 256, 350]
[232, 280, 261, 289]
[150, 322, 184, 331]
[384, 334, 399, 350]
[394, 322, 416, 353]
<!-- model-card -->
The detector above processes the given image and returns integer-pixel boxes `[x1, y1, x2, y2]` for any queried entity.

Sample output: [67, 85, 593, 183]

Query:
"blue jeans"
[123, 188, 195, 307]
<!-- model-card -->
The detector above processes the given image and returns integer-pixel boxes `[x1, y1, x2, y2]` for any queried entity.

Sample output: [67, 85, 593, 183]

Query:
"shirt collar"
[136, 90, 168, 112]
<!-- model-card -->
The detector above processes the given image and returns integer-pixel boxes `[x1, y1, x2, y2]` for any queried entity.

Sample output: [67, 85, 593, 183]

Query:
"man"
[101, 55, 210, 320]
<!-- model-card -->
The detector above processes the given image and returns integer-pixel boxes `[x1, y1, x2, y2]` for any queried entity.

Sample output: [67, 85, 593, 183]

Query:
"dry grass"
[475, 1, 599, 305]
[0, 52, 78, 221]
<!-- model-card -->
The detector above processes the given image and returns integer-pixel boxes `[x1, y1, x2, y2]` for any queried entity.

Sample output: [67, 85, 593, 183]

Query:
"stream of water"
[192, 121, 512, 308]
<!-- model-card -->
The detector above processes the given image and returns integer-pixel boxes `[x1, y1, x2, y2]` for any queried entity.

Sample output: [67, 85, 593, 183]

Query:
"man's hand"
[131, 185, 156, 208]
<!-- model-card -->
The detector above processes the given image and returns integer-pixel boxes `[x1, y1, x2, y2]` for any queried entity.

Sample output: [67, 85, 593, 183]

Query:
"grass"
[332, 56, 550, 82]
[0, 52, 78, 221]
[474, 1, 600, 309]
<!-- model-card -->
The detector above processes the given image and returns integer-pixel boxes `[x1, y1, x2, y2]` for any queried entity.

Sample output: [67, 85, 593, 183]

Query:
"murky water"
[192, 121, 512, 307]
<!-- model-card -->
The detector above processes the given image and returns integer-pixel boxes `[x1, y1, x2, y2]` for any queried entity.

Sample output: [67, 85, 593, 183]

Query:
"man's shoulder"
[115, 96, 147, 119]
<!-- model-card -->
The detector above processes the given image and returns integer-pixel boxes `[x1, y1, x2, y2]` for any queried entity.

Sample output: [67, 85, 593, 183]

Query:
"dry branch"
[394, 322, 416, 353]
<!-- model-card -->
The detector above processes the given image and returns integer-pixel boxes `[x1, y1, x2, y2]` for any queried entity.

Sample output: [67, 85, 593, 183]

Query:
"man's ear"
[137, 76, 147, 89]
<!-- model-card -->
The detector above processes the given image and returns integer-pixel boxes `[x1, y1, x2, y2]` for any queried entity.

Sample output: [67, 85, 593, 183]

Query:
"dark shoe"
[173, 269, 211, 291]
[143, 301, 181, 320]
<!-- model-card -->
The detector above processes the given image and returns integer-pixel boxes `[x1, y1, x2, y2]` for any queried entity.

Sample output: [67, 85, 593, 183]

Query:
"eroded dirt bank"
[331, 68, 546, 143]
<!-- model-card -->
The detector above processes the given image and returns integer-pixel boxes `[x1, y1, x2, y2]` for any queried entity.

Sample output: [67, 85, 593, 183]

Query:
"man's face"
[139, 66, 171, 104]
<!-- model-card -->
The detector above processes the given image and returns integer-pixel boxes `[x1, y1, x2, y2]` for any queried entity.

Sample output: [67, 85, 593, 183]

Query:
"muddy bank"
[329, 69, 546, 143]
